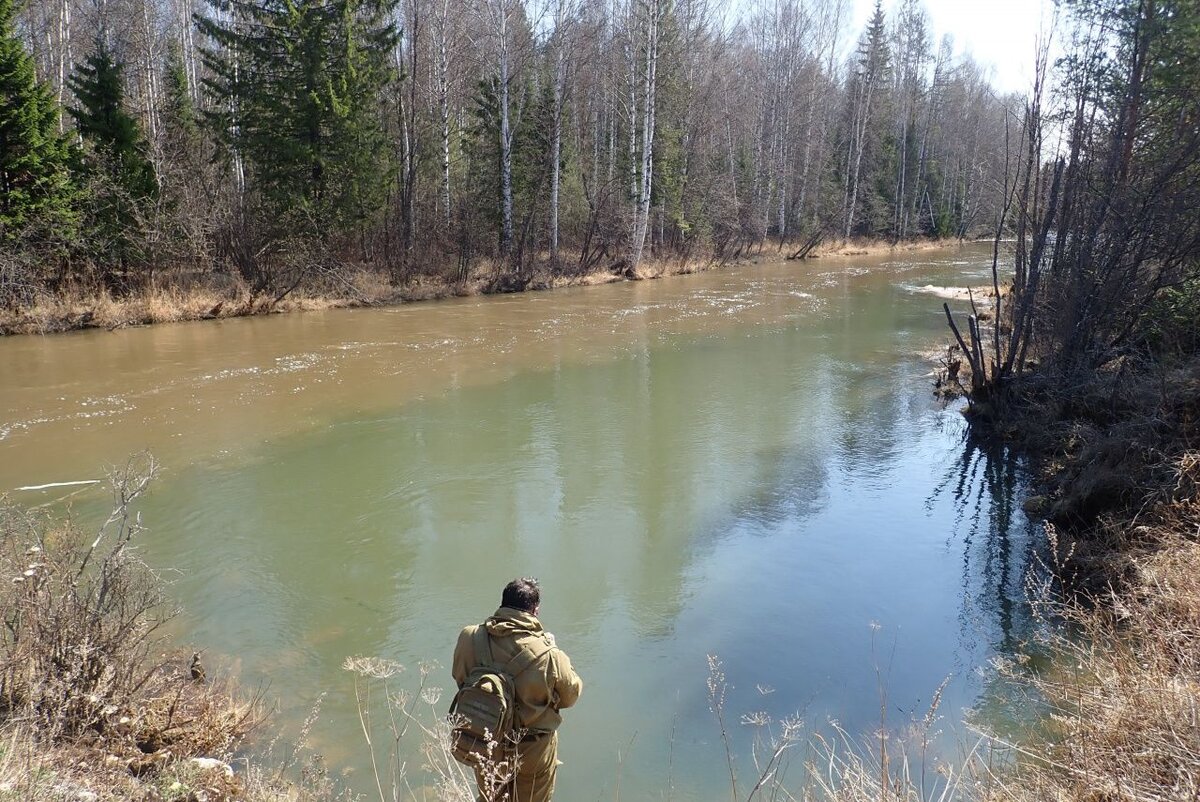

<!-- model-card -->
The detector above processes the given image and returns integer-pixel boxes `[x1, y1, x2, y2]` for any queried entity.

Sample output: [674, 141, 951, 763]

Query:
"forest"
[1, 0, 1016, 314]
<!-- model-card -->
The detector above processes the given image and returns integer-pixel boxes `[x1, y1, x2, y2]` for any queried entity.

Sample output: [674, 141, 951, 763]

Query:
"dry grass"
[0, 252, 728, 337]
[0, 456, 265, 801]
[0, 277, 255, 335]
[993, 533, 1200, 802]
[809, 237, 960, 259]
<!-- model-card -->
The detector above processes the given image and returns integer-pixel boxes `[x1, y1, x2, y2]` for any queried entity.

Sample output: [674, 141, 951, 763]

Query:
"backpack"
[448, 626, 552, 766]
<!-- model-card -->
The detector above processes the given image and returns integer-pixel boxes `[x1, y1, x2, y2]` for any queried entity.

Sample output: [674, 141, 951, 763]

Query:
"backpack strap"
[472, 625, 497, 670]
[502, 637, 553, 680]
[474, 624, 553, 678]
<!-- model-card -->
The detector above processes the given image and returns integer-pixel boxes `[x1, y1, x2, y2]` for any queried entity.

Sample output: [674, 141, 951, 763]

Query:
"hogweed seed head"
[342, 656, 404, 679]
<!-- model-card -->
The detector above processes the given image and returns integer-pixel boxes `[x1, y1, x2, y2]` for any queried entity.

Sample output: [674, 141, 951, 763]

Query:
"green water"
[0, 247, 1038, 798]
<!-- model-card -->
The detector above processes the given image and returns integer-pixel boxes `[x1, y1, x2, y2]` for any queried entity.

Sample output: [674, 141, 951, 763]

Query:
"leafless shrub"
[0, 247, 41, 310]
[0, 454, 263, 798]
[0, 454, 166, 740]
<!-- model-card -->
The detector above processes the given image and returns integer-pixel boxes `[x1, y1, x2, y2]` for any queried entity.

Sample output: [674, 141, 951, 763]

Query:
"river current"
[0, 246, 1038, 798]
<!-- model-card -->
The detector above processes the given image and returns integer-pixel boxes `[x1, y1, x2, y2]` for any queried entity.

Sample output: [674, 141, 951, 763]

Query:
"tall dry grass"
[990, 458, 1200, 802]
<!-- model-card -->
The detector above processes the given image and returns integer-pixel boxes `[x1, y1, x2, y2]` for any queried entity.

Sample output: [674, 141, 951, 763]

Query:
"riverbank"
[0, 238, 963, 337]
[0, 460, 265, 801]
[967, 348, 1200, 799]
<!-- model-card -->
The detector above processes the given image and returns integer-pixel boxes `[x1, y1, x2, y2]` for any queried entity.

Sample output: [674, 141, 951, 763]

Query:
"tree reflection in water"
[931, 416, 1053, 739]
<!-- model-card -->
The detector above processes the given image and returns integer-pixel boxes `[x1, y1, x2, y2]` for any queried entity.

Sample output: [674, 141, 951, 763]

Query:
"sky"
[848, 0, 1059, 94]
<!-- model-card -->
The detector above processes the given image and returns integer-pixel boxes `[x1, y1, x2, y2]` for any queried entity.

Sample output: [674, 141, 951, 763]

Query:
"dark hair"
[502, 577, 541, 613]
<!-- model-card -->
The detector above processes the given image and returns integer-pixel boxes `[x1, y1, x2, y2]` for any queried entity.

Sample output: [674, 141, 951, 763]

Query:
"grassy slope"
[976, 354, 1200, 801]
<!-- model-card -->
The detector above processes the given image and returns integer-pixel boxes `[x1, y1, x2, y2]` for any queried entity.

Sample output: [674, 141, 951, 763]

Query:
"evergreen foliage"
[841, 0, 891, 238]
[0, 0, 77, 242]
[161, 44, 201, 168]
[69, 41, 157, 202]
[68, 39, 158, 271]
[195, 0, 399, 239]
[858, 1, 890, 86]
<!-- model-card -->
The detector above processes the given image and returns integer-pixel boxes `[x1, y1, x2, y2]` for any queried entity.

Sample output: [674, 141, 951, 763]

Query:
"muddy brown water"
[0, 247, 1038, 798]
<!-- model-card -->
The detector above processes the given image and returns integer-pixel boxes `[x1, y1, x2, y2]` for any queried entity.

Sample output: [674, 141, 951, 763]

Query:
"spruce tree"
[157, 44, 209, 258]
[0, 0, 77, 242]
[161, 44, 201, 168]
[195, 0, 399, 238]
[69, 41, 157, 201]
[842, 0, 890, 238]
[68, 39, 158, 269]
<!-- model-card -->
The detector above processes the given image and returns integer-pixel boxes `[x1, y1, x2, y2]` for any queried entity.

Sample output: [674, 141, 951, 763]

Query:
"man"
[452, 578, 583, 802]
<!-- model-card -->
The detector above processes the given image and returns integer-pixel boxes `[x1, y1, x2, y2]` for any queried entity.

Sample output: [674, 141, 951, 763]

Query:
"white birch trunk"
[491, 0, 514, 255]
[549, 24, 566, 260]
[437, 0, 452, 228]
[629, 0, 658, 269]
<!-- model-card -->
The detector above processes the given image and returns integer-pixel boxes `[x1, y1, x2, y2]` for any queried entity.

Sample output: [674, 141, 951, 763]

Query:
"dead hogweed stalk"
[343, 655, 509, 802]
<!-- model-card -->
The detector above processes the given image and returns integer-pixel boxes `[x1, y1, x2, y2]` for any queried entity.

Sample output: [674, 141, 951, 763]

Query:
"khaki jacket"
[452, 607, 583, 733]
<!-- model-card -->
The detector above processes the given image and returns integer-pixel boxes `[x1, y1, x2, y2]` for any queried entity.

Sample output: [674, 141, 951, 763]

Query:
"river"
[0, 246, 1038, 799]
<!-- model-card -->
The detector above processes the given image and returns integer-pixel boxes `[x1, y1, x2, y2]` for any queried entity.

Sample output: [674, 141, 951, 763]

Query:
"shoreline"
[0, 237, 969, 338]
[955, 349, 1200, 800]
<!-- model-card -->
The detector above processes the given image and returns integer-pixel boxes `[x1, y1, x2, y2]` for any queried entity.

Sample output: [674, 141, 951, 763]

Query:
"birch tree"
[627, 0, 661, 269]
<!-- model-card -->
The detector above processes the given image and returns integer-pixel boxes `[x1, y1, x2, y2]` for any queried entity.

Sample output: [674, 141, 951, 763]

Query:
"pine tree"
[0, 0, 78, 242]
[68, 39, 158, 269]
[195, 0, 399, 238]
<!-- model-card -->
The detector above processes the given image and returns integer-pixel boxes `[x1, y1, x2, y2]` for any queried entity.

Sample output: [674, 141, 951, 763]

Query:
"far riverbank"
[0, 238, 963, 337]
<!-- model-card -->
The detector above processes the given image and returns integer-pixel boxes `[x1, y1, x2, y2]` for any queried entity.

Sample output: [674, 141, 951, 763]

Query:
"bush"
[1141, 276, 1200, 358]
[0, 455, 261, 799]
[0, 456, 165, 739]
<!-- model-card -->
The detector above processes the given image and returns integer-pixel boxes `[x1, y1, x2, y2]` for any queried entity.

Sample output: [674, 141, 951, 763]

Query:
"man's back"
[452, 578, 582, 802]
[452, 606, 582, 733]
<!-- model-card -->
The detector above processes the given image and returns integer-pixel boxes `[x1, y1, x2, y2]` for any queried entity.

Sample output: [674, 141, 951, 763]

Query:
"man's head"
[502, 577, 541, 615]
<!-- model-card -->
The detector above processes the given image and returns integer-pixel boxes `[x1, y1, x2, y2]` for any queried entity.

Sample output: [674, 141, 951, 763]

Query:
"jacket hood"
[485, 606, 544, 639]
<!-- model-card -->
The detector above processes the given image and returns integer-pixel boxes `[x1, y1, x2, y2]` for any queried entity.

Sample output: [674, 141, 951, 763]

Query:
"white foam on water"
[902, 284, 977, 300]
[16, 479, 101, 491]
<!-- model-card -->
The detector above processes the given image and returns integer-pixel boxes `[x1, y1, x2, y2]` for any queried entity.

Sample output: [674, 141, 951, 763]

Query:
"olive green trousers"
[473, 731, 558, 802]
